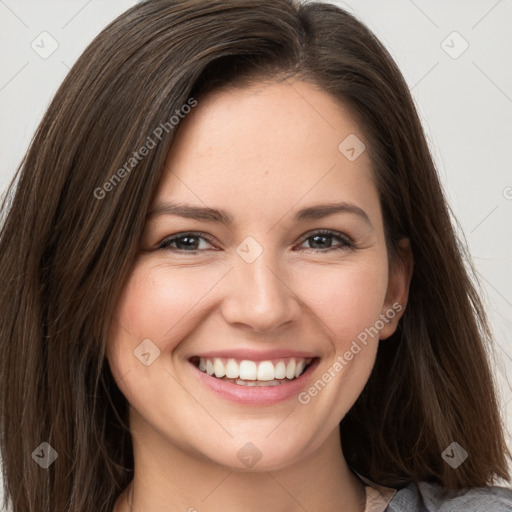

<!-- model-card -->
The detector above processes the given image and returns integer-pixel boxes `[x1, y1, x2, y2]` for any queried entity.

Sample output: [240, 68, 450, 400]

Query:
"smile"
[192, 357, 313, 386]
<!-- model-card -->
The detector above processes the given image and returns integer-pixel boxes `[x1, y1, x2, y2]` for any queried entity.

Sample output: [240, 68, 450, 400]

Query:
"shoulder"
[387, 480, 512, 512]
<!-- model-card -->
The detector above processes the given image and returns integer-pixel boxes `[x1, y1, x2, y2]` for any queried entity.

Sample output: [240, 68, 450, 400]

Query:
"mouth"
[189, 355, 317, 387]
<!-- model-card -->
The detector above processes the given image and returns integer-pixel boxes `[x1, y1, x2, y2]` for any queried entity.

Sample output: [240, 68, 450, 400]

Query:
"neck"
[114, 413, 366, 512]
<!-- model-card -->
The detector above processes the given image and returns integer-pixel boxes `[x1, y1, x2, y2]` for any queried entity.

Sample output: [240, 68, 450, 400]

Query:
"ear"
[379, 237, 413, 340]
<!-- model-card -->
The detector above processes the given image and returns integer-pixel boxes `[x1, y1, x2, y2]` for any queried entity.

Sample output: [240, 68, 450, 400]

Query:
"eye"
[298, 229, 354, 252]
[158, 232, 215, 252]
[157, 229, 354, 254]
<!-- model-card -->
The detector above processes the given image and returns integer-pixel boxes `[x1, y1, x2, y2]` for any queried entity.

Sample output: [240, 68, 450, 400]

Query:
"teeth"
[295, 360, 305, 378]
[234, 378, 282, 387]
[196, 357, 312, 382]
[214, 359, 225, 378]
[257, 361, 274, 381]
[285, 359, 296, 379]
[239, 360, 257, 380]
[225, 359, 239, 379]
[274, 361, 286, 379]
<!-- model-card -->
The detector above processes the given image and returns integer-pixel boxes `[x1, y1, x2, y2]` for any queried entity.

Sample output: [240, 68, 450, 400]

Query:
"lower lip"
[191, 359, 320, 405]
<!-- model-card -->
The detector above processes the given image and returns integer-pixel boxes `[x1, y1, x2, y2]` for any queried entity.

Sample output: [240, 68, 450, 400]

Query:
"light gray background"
[0, 0, 511, 504]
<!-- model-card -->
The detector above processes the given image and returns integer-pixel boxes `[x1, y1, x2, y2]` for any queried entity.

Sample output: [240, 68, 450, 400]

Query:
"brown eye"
[299, 230, 354, 252]
[159, 232, 215, 252]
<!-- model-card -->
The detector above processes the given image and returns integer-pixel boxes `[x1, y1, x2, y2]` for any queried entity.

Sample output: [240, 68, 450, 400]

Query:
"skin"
[108, 79, 413, 512]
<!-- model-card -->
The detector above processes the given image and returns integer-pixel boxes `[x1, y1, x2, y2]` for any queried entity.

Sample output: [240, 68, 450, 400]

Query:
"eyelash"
[157, 229, 354, 254]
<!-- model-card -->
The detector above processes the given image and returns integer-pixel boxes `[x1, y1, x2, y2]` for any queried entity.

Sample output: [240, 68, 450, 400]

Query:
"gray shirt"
[352, 468, 512, 511]
[386, 480, 512, 511]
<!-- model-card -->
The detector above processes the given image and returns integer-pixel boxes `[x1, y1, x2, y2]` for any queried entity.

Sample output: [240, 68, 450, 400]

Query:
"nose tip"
[221, 250, 300, 332]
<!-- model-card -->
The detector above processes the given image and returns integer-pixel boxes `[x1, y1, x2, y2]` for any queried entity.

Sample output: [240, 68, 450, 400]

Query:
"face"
[106, 79, 410, 472]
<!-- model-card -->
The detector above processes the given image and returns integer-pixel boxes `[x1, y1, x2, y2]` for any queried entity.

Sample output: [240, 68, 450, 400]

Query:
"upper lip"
[190, 349, 318, 361]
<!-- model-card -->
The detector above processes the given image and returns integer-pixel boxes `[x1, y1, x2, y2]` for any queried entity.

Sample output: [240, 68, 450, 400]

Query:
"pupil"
[174, 235, 333, 250]
[178, 236, 197, 250]
[311, 235, 330, 249]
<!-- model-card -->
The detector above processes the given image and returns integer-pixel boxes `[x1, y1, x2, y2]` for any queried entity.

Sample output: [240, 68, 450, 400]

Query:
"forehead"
[155, 80, 379, 225]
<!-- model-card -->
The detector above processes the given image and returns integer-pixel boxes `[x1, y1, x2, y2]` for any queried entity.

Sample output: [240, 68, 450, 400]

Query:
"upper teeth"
[197, 357, 311, 381]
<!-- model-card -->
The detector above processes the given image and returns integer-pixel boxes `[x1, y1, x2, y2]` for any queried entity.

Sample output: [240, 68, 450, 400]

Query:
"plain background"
[0, 0, 511, 505]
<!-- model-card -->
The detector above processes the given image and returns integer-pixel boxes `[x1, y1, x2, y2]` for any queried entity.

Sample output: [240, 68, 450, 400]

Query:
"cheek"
[291, 258, 389, 428]
[296, 258, 389, 349]
[106, 262, 225, 382]
[107, 250, 389, 376]
[111, 262, 223, 345]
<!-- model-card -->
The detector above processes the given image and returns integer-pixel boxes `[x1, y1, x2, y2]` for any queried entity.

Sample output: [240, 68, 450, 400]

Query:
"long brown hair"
[0, 0, 509, 510]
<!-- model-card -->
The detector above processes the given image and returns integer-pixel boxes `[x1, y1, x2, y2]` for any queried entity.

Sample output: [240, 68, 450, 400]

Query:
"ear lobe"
[379, 238, 413, 340]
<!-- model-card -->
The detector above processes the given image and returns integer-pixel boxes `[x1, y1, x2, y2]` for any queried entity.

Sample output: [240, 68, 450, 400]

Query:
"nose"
[220, 246, 301, 333]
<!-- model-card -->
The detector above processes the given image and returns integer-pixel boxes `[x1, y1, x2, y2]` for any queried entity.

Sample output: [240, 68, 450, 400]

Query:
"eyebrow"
[146, 201, 373, 228]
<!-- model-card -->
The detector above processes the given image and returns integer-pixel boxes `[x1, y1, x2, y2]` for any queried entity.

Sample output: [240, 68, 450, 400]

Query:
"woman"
[0, 1, 511, 511]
